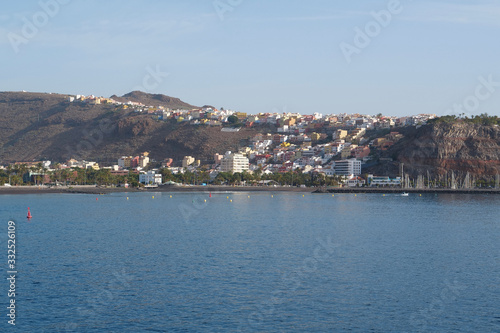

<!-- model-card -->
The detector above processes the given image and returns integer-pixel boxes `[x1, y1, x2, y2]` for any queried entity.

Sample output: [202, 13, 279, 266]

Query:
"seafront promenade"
[0, 185, 312, 195]
[1, 185, 499, 195]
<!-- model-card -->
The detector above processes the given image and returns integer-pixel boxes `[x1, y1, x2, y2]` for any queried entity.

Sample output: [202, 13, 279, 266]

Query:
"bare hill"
[0, 91, 253, 165]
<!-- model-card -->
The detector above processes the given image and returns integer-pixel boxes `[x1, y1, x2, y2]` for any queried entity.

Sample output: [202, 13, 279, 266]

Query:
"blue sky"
[1, 0, 500, 116]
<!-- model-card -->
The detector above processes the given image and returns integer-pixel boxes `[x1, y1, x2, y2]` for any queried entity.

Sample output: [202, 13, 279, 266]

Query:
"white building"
[347, 176, 366, 187]
[84, 161, 99, 170]
[139, 171, 162, 185]
[367, 175, 401, 187]
[182, 156, 195, 168]
[333, 159, 362, 176]
[220, 152, 249, 173]
[139, 155, 150, 168]
[318, 168, 335, 177]
[332, 143, 344, 154]
[118, 156, 132, 168]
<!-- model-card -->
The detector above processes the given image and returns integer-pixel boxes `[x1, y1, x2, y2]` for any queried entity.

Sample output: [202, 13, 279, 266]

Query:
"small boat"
[401, 192, 409, 197]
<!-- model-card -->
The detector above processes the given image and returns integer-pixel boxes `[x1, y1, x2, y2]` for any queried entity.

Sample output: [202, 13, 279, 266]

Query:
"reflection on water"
[0, 192, 498, 332]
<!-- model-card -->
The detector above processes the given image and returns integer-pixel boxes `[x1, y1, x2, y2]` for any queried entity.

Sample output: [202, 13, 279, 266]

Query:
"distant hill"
[0, 91, 254, 164]
[110, 91, 198, 110]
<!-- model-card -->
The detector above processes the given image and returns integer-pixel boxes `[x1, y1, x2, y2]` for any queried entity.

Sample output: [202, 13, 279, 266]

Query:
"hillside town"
[68, 93, 436, 129]
[0, 93, 444, 188]
[1, 96, 500, 189]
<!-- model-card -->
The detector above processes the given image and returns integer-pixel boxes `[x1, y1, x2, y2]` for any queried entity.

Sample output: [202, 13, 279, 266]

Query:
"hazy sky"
[1, 0, 500, 116]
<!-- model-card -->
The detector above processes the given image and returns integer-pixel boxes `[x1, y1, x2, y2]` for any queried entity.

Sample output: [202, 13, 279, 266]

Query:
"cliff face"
[393, 123, 500, 179]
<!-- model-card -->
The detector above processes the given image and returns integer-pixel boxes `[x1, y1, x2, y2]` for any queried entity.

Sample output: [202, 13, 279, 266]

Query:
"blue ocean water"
[0, 192, 499, 332]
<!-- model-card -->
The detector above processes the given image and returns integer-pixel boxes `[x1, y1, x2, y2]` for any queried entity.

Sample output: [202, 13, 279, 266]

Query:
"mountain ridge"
[109, 91, 198, 109]
[0, 91, 254, 164]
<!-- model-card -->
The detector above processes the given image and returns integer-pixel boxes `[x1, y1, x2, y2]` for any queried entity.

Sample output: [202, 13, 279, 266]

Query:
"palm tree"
[160, 168, 174, 182]
[11, 175, 22, 185]
[13, 164, 28, 184]
[49, 171, 58, 185]
[6, 164, 13, 178]
[29, 166, 38, 185]
[74, 168, 85, 185]
[100, 169, 112, 186]
[61, 169, 70, 186]
[36, 162, 45, 185]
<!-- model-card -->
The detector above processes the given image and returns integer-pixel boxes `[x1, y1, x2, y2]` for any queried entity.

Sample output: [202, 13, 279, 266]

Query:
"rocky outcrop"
[392, 123, 500, 180]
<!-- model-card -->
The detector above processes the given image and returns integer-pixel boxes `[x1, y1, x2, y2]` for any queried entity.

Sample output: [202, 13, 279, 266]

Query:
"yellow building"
[284, 118, 296, 126]
[118, 156, 133, 168]
[373, 138, 386, 146]
[336, 130, 348, 140]
[85, 162, 100, 170]
[341, 149, 352, 159]
[239, 147, 252, 154]
[234, 112, 248, 120]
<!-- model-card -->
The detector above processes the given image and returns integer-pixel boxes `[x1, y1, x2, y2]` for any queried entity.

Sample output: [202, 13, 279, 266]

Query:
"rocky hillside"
[386, 122, 500, 180]
[0, 91, 256, 164]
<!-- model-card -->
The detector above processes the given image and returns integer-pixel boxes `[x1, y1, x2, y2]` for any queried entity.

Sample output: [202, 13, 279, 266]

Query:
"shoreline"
[0, 185, 313, 195]
[1, 185, 499, 195]
[313, 187, 500, 195]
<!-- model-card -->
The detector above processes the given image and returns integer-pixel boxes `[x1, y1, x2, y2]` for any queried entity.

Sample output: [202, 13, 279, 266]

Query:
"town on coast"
[1, 94, 499, 192]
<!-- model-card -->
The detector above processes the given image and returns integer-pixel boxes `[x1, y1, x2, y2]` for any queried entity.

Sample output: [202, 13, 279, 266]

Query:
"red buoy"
[27, 207, 32, 219]
[209, 192, 212, 198]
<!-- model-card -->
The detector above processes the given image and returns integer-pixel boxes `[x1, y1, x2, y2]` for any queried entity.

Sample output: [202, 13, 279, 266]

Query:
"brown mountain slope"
[0, 91, 255, 164]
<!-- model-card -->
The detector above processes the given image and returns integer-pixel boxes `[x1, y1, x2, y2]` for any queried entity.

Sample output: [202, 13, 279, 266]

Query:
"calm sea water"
[0, 191, 499, 332]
